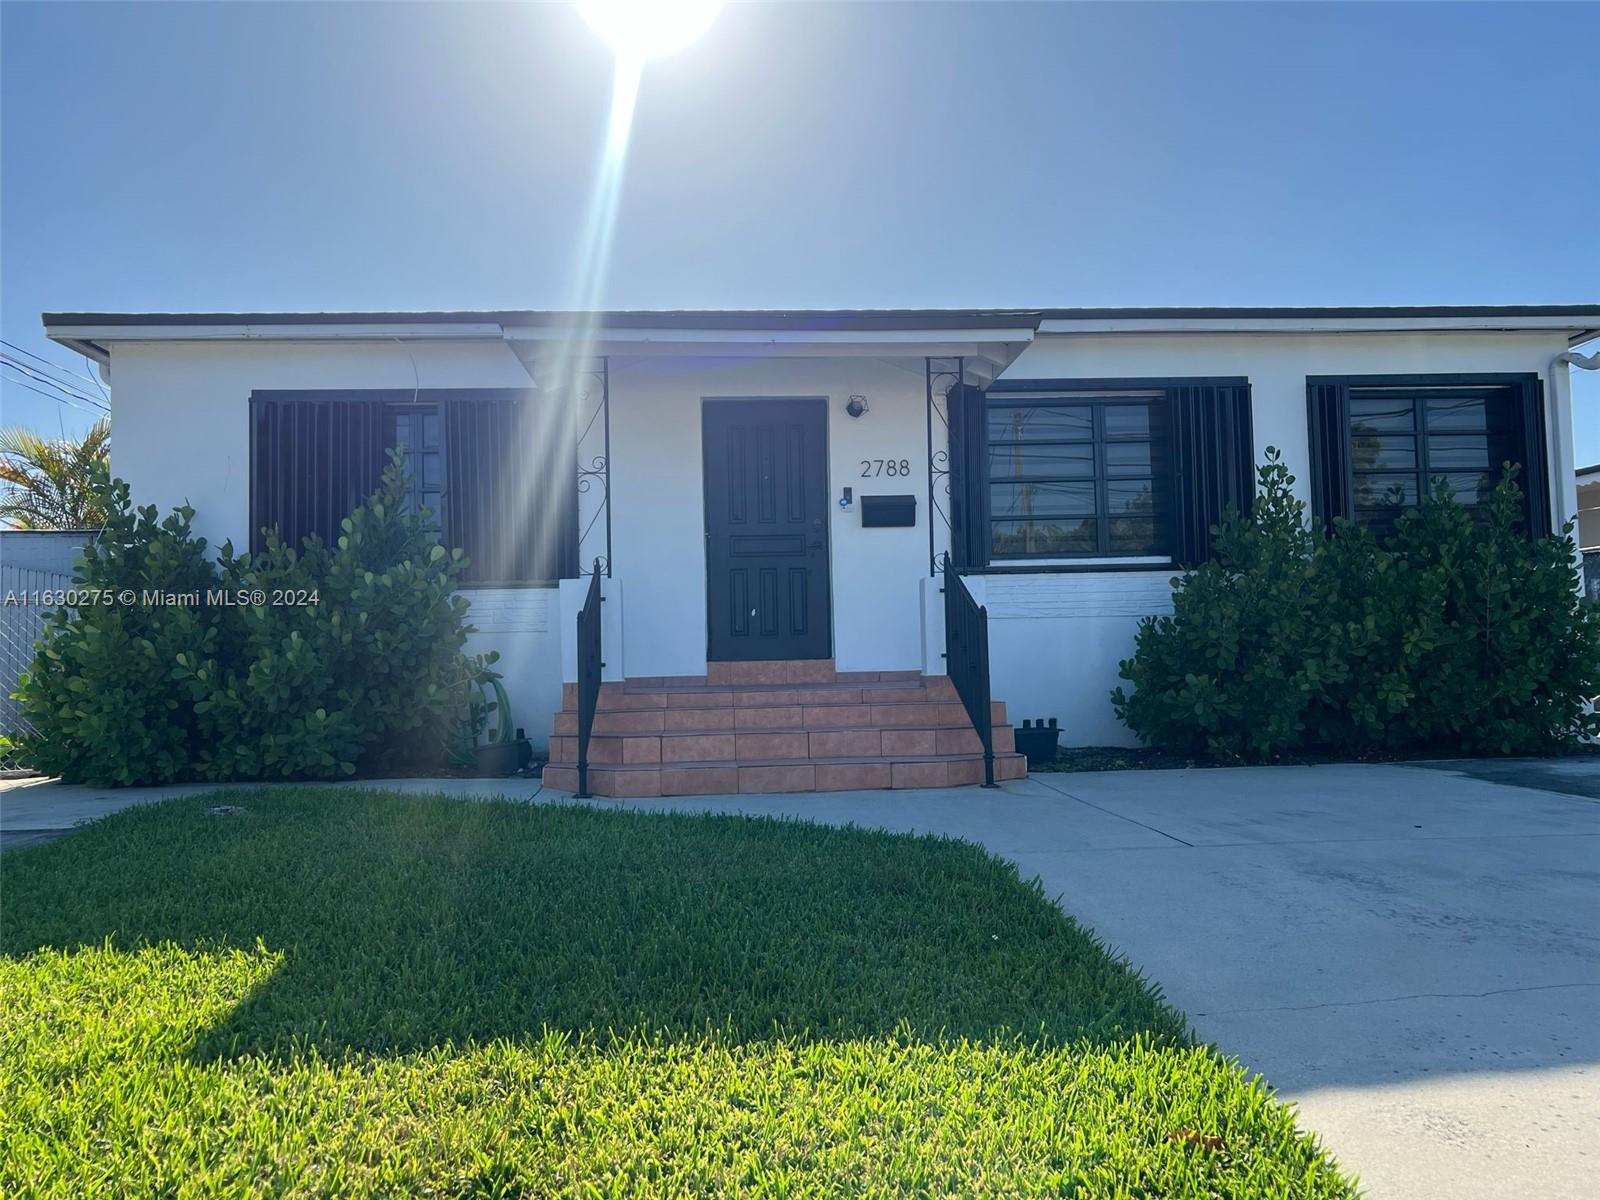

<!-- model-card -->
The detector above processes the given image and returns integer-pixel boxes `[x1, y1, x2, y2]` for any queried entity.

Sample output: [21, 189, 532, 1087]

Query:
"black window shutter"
[1508, 378, 1552, 538]
[1306, 381, 1351, 535]
[443, 392, 578, 584]
[250, 394, 386, 556]
[947, 383, 986, 570]
[1171, 382, 1254, 566]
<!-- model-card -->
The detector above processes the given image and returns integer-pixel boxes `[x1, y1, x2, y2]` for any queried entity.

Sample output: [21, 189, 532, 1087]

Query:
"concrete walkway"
[3, 762, 1597, 1199]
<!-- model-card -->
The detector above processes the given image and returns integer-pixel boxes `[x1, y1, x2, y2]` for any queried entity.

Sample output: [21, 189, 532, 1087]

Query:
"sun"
[579, 0, 722, 63]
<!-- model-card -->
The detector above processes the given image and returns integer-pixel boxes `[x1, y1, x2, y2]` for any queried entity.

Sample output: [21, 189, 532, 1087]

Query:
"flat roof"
[43, 304, 1600, 362]
[41, 303, 1600, 328]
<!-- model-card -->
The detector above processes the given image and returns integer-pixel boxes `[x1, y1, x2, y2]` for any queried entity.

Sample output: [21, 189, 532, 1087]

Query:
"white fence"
[1, 564, 73, 769]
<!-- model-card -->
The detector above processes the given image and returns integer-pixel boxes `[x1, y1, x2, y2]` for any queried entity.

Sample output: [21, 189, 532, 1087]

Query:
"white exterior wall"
[106, 339, 563, 747]
[605, 355, 931, 678]
[103, 328, 1580, 754]
[987, 329, 1575, 746]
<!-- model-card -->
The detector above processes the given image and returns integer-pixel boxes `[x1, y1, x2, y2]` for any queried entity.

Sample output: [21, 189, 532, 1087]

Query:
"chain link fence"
[1, 564, 74, 772]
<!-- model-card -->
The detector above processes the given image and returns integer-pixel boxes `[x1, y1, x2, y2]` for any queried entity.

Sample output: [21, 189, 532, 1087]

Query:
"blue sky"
[3, 2, 1596, 452]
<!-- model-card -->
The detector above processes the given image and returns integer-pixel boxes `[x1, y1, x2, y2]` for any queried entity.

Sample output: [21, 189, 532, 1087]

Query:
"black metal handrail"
[941, 552, 996, 787]
[574, 560, 604, 798]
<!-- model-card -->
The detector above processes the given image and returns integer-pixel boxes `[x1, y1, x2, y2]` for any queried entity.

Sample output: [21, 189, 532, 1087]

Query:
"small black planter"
[1014, 719, 1060, 769]
[474, 741, 524, 778]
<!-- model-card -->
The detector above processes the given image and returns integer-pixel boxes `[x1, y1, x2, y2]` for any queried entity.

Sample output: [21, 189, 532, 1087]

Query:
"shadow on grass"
[0, 789, 1187, 1063]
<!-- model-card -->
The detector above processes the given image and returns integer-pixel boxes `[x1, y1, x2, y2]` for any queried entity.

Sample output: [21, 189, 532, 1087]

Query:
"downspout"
[1549, 348, 1600, 530]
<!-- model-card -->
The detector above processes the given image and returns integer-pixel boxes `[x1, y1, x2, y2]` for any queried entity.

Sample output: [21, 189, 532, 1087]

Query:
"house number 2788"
[860, 459, 912, 477]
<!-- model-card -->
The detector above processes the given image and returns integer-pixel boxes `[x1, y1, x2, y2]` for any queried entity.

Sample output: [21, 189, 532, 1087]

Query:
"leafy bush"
[18, 452, 494, 785]
[1113, 449, 1600, 761]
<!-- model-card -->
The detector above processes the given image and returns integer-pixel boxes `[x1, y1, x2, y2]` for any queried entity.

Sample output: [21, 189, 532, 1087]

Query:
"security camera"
[845, 395, 869, 418]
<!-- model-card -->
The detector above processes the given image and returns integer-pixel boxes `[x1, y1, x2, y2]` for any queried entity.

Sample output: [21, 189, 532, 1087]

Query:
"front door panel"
[703, 399, 831, 661]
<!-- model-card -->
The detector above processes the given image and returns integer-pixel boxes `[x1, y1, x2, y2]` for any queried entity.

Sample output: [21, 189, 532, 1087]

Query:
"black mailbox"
[860, 494, 917, 528]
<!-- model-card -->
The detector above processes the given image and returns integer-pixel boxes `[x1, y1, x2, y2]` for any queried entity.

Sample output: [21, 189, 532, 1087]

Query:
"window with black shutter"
[249, 389, 577, 585]
[1307, 374, 1549, 537]
[956, 377, 1253, 569]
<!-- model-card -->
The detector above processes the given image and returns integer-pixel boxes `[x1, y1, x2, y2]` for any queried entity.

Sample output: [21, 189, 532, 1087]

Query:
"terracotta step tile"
[992, 725, 1016, 753]
[619, 736, 662, 765]
[735, 731, 810, 761]
[880, 728, 936, 756]
[947, 756, 985, 787]
[935, 727, 983, 755]
[597, 690, 670, 711]
[891, 760, 949, 789]
[831, 670, 882, 684]
[814, 761, 892, 791]
[739, 763, 816, 793]
[551, 735, 576, 763]
[863, 685, 930, 705]
[591, 767, 662, 798]
[594, 709, 666, 735]
[871, 703, 957, 728]
[734, 705, 804, 730]
[562, 683, 576, 709]
[875, 670, 923, 682]
[785, 660, 837, 684]
[808, 729, 882, 758]
[661, 733, 737, 763]
[793, 685, 863, 706]
[553, 712, 577, 736]
[542, 765, 577, 791]
[663, 707, 736, 732]
[801, 703, 874, 729]
[991, 700, 1008, 724]
[707, 660, 795, 686]
[660, 765, 739, 796]
[995, 753, 1028, 781]
[667, 690, 734, 709]
[923, 676, 958, 700]
[731, 689, 798, 707]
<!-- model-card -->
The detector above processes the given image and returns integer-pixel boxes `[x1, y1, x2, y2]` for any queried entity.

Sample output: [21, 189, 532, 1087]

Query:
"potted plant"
[1013, 718, 1060, 769]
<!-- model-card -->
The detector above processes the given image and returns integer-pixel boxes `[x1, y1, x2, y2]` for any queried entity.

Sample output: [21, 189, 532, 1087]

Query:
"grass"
[0, 789, 1357, 1197]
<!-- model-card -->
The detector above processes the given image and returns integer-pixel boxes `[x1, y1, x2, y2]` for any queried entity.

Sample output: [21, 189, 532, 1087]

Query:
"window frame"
[248, 387, 576, 588]
[1308, 372, 1548, 538]
[974, 376, 1250, 573]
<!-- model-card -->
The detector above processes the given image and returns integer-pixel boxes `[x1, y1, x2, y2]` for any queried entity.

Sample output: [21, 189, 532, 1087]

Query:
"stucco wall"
[106, 339, 564, 747]
[987, 329, 1575, 746]
[104, 329, 1579, 753]
[606, 355, 932, 678]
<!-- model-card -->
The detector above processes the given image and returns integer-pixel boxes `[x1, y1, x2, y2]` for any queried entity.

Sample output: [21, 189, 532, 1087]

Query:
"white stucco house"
[43, 305, 1600, 795]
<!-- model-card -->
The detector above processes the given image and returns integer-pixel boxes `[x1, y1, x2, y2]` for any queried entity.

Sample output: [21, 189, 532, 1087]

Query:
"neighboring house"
[1576, 463, 1600, 550]
[43, 305, 1600, 794]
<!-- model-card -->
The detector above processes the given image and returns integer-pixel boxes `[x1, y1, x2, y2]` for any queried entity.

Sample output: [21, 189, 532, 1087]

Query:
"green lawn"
[1, 790, 1356, 1197]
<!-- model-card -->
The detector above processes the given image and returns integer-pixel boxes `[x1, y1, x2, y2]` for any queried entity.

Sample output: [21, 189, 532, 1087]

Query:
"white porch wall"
[606, 355, 932, 678]
[103, 330, 1582, 754]
[983, 329, 1576, 746]
[105, 339, 563, 748]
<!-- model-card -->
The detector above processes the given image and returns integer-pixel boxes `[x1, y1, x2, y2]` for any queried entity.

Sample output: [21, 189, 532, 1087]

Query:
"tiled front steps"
[542, 660, 1026, 797]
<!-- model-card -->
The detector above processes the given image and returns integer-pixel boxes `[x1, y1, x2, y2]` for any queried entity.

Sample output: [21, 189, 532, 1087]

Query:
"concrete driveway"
[4, 762, 1597, 1198]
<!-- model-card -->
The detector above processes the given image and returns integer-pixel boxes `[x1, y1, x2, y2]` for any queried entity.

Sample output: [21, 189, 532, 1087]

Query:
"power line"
[1, 368, 108, 415]
[0, 354, 108, 409]
[0, 339, 103, 393]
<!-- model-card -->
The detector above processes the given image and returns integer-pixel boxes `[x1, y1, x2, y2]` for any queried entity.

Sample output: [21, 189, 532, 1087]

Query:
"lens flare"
[579, 0, 722, 63]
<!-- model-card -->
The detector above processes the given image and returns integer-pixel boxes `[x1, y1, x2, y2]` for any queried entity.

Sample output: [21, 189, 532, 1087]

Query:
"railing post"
[574, 559, 604, 799]
[940, 552, 998, 788]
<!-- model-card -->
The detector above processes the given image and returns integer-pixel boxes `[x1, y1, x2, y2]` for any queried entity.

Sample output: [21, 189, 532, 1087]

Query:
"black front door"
[703, 399, 831, 661]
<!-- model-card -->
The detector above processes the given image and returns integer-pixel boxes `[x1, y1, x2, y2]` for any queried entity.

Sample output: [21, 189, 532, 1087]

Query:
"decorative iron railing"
[941, 552, 996, 787]
[574, 561, 605, 798]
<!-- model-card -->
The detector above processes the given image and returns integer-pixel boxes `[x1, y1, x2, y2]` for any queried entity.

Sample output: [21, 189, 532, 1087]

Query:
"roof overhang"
[43, 305, 1600, 371]
[1035, 312, 1600, 344]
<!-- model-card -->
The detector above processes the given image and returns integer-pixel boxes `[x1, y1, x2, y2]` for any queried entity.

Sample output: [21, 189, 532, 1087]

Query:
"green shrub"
[1113, 449, 1600, 762]
[17, 452, 494, 785]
